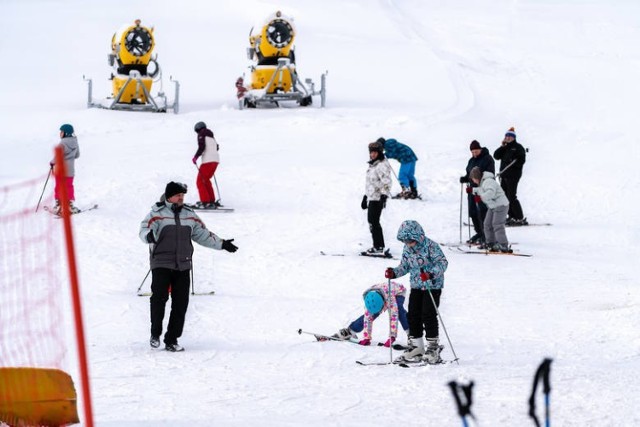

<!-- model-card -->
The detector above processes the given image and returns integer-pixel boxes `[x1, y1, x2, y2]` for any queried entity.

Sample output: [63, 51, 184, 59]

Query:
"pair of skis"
[320, 250, 397, 260]
[298, 329, 407, 351]
[43, 203, 98, 217]
[449, 245, 532, 257]
[186, 203, 234, 213]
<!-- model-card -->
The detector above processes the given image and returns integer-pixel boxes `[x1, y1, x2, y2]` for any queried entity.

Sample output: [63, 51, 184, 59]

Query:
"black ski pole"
[191, 266, 195, 295]
[213, 175, 222, 205]
[137, 269, 151, 295]
[459, 183, 463, 244]
[528, 358, 553, 427]
[496, 159, 517, 180]
[35, 166, 53, 213]
[448, 380, 475, 427]
[422, 269, 459, 365]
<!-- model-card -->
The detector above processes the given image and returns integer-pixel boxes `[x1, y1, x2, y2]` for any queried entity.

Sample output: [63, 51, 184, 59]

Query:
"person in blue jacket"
[377, 137, 419, 199]
[384, 220, 448, 364]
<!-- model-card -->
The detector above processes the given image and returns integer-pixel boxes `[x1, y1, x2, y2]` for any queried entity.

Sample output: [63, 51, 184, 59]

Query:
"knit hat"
[505, 127, 516, 138]
[165, 181, 187, 199]
[376, 137, 386, 145]
[469, 140, 481, 150]
[469, 167, 482, 182]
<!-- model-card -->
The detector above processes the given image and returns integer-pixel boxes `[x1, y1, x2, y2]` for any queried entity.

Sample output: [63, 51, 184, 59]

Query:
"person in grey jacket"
[469, 167, 510, 253]
[139, 181, 238, 352]
[50, 124, 80, 214]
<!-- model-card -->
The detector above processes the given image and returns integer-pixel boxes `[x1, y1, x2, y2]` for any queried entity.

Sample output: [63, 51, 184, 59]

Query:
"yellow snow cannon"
[238, 11, 326, 109]
[83, 19, 179, 113]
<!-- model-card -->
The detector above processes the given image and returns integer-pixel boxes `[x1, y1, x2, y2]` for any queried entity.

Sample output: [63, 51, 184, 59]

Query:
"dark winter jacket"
[391, 220, 448, 290]
[461, 147, 495, 183]
[139, 199, 223, 271]
[382, 139, 418, 163]
[493, 140, 526, 179]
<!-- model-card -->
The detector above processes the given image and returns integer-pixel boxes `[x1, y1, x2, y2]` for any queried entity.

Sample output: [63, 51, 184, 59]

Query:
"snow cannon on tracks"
[237, 11, 326, 109]
[84, 19, 179, 113]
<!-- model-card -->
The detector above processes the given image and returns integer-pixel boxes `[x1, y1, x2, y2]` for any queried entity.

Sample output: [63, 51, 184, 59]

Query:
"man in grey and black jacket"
[139, 181, 238, 352]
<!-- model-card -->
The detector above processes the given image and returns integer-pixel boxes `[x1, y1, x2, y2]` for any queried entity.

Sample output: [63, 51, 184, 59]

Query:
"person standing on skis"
[469, 167, 510, 252]
[361, 141, 392, 255]
[460, 140, 495, 244]
[376, 137, 419, 199]
[192, 121, 220, 209]
[50, 123, 80, 215]
[332, 281, 409, 347]
[384, 220, 448, 364]
[493, 127, 527, 225]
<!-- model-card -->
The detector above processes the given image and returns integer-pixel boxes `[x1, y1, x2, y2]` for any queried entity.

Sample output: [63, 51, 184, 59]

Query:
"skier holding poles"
[384, 220, 449, 364]
[192, 121, 220, 209]
[460, 140, 495, 244]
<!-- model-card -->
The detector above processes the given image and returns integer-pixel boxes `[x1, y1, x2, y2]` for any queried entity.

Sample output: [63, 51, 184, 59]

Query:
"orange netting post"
[54, 145, 94, 427]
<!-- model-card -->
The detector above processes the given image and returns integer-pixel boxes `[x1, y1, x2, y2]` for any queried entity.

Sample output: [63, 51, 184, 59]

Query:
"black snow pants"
[367, 200, 385, 249]
[408, 288, 441, 340]
[150, 268, 191, 345]
[500, 175, 524, 220]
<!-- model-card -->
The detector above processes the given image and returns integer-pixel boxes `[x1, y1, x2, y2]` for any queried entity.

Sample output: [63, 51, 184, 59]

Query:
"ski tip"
[297, 328, 302, 335]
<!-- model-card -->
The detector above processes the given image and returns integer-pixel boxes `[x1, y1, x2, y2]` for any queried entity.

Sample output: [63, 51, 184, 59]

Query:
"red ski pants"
[54, 176, 75, 201]
[196, 162, 218, 203]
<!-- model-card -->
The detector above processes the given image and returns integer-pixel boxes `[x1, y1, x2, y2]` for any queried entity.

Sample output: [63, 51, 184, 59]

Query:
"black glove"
[222, 239, 238, 253]
[459, 176, 468, 183]
[361, 195, 368, 210]
[380, 194, 388, 209]
[145, 231, 156, 244]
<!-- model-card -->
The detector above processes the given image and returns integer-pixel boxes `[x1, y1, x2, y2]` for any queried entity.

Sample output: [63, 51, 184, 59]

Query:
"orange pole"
[54, 146, 94, 427]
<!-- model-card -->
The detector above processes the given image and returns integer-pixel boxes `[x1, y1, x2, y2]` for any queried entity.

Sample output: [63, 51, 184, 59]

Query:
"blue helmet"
[363, 290, 384, 315]
[60, 124, 74, 136]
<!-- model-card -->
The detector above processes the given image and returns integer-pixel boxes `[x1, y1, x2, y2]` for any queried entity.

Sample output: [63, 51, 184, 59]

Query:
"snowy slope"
[1, 0, 639, 425]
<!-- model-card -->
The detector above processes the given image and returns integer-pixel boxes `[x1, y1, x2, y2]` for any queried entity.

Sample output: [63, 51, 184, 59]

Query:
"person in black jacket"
[493, 127, 527, 225]
[460, 140, 495, 243]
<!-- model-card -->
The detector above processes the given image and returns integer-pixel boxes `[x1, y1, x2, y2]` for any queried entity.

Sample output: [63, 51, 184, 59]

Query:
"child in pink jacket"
[333, 281, 409, 347]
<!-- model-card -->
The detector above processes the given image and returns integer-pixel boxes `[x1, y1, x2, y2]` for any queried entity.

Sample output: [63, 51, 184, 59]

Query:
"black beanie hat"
[469, 140, 481, 150]
[165, 181, 187, 199]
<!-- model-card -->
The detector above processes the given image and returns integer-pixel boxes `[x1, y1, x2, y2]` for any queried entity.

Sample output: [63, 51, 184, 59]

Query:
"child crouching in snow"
[469, 166, 511, 253]
[333, 281, 409, 347]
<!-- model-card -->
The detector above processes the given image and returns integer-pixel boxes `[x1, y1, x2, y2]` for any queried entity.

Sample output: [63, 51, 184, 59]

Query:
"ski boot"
[332, 328, 356, 341]
[69, 201, 80, 214]
[423, 338, 444, 364]
[52, 200, 61, 215]
[394, 336, 424, 364]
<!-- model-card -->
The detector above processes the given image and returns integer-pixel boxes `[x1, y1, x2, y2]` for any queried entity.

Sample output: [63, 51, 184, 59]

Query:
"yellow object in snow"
[0, 367, 79, 426]
[110, 20, 157, 104]
[248, 11, 296, 93]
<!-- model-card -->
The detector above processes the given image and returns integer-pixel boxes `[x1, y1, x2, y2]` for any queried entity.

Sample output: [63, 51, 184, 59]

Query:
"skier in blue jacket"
[384, 220, 448, 364]
[377, 137, 419, 199]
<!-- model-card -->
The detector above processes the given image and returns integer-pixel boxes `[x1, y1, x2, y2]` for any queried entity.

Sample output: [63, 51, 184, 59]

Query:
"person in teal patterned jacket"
[385, 220, 448, 364]
[377, 137, 419, 199]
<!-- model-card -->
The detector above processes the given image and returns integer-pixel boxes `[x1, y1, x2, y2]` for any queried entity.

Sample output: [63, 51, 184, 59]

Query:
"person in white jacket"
[469, 167, 511, 252]
[360, 141, 392, 255]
